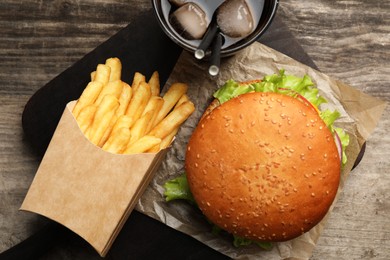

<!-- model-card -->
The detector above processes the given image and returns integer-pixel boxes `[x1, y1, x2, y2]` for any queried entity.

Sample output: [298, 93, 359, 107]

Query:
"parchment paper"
[136, 42, 387, 259]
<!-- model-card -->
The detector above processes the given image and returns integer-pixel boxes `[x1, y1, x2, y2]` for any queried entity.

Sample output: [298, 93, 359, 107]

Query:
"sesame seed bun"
[185, 92, 341, 242]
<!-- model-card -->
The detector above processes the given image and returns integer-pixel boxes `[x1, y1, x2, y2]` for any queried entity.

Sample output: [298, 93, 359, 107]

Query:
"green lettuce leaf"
[213, 69, 327, 110]
[213, 79, 255, 104]
[320, 109, 341, 128]
[163, 173, 195, 204]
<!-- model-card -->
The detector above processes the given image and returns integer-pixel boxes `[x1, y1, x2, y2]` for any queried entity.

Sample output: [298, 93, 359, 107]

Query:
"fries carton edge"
[20, 101, 170, 256]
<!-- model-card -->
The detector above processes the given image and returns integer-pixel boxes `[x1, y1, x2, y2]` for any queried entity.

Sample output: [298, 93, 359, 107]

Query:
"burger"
[164, 70, 349, 248]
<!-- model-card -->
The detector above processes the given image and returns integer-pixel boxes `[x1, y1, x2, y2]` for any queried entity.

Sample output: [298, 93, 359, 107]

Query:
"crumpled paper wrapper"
[20, 101, 169, 257]
[136, 42, 387, 259]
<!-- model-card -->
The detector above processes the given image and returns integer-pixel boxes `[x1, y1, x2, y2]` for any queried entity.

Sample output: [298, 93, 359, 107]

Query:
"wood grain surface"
[0, 0, 388, 259]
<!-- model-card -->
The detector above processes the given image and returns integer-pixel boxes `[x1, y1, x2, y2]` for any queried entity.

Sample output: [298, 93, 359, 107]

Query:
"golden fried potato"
[123, 135, 161, 154]
[116, 82, 132, 117]
[93, 64, 111, 86]
[125, 81, 151, 125]
[148, 71, 160, 96]
[175, 94, 189, 108]
[75, 105, 97, 134]
[102, 127, 131, 154]
[148, 101, 194, 139]
[87, 95, 119, 146]
[95, 80, 123, 105]
[98, 114, 118, 147]
[129, 110, 153, 144]
[142, 96, 164, 132]
[153, 82, 188, 127]
[73, 58, 196, 155]
[105, 57, 122, 82]
[72, 81, 103, 118]
[131, 72, 146, 93]
[111, 115, 133, 136]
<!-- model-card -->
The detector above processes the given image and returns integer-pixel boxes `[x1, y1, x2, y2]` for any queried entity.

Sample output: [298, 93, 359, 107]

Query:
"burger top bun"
[185, 92, 341, 242]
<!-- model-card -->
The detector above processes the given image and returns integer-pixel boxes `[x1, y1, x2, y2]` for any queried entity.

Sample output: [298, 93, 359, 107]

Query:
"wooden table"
[1, 0, 388, 259]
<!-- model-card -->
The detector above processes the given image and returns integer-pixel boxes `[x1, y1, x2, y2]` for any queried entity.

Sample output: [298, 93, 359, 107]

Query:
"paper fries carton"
[21, 101, 169, 257]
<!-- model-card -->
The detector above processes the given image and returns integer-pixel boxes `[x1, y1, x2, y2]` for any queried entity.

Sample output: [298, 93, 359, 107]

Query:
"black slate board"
[0, 8, 364, 260]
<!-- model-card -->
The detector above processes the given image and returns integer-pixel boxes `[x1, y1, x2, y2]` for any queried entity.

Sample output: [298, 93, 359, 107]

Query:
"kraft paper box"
[21, 101, 169, 257]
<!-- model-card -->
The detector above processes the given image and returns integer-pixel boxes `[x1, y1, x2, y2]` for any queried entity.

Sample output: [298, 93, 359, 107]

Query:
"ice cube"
[216, 0, 254, 38]
[169, 2, 208, 40]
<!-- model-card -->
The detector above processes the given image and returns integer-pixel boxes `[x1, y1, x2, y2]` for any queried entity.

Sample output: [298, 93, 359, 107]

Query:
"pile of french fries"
[72, 57, 195, 154]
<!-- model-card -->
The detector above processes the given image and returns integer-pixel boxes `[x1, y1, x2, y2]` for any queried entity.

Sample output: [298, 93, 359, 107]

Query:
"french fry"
[147, 127, 178, 153]
[125, 81, 151, 124]
[116, 82, 132, 117]
[93, 64, 111, 86]
[98, 114, 118, 147]
[129, 110, 153, 144]
[72, 81, 104, 118]
[75, 105, 97, 134]
[142, 96, 163, 116]
[105, 57, 122, 82]
[74, 59, 196, 155]
[131, 72, 146, 93]
[87, 95, 119, 146]
[153, 82, 188, 127]
[123, 135, 161, 154]
[95, 80, 123, 105]
[142, 96, 164, 132]
[90, 71, 96, 81]
[175, 94, 189, 108]
[148, 101, 195, 140]
[111, 115, 133, 136]
[148, 71, 160, 96]
[102, 127, 131, 154]
[160, 127, 179, 149]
